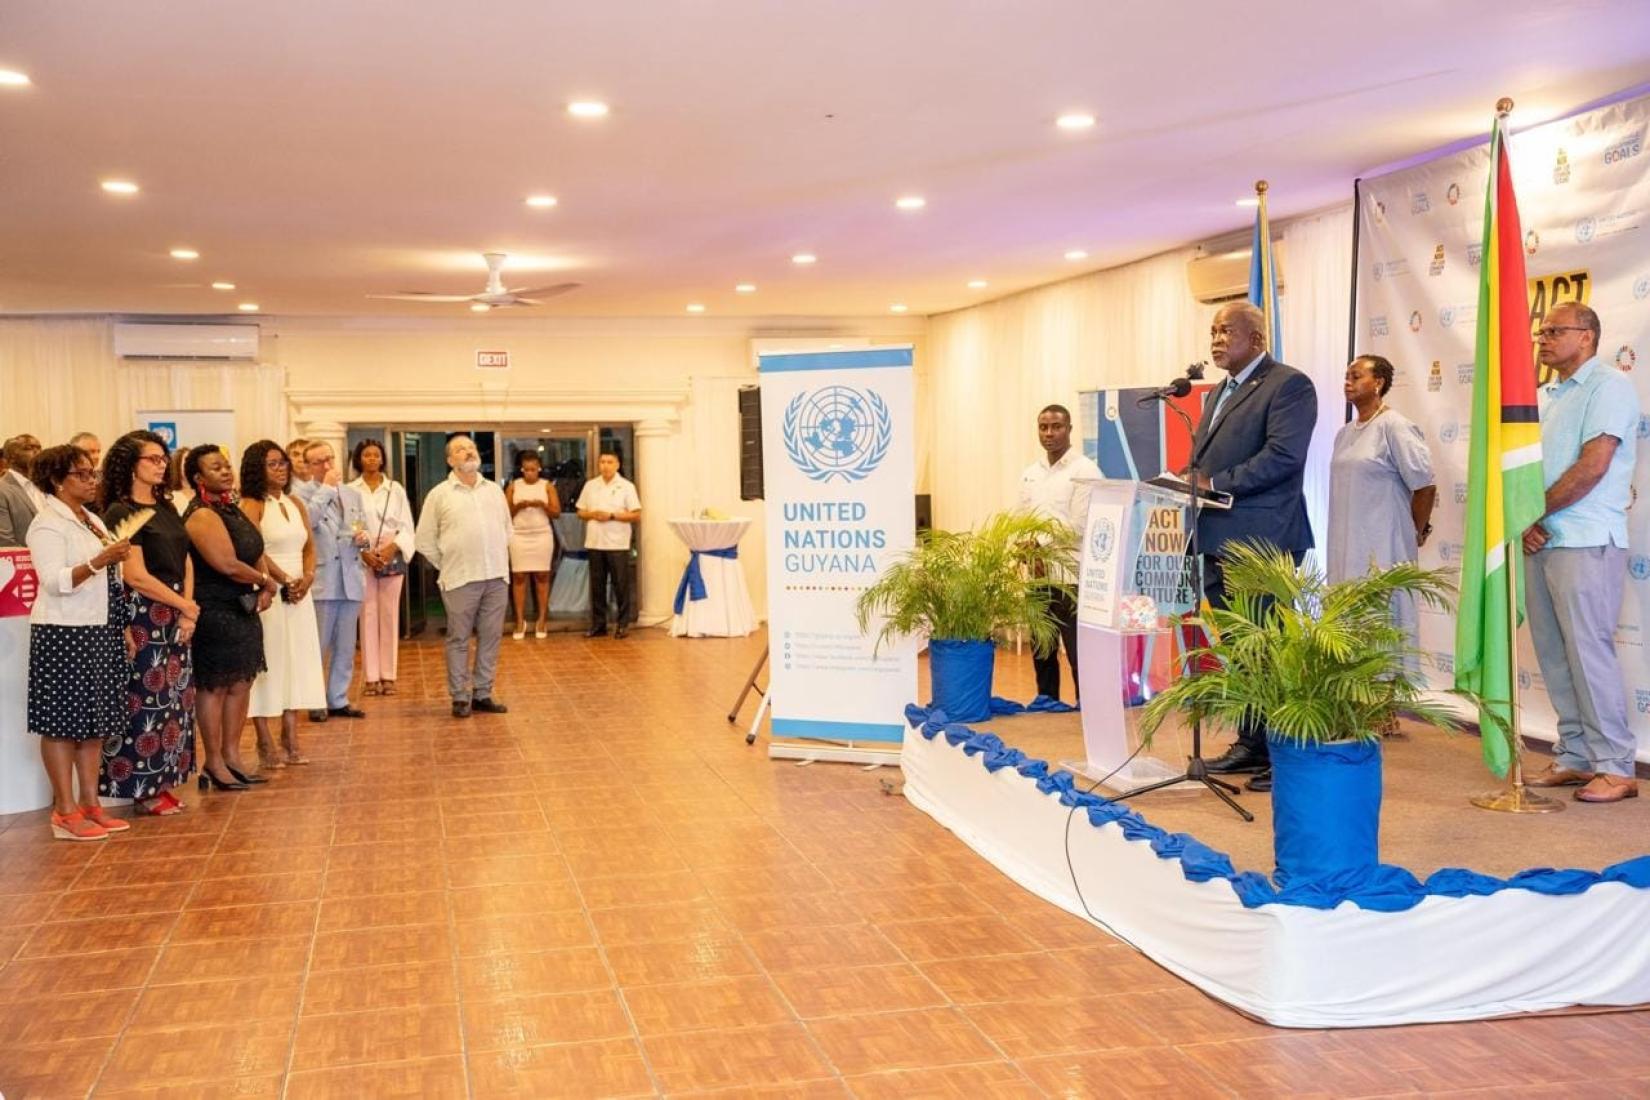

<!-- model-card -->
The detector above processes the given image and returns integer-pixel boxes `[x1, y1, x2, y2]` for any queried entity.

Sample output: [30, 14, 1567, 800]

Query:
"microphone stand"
[1114, 397, 1253, 822]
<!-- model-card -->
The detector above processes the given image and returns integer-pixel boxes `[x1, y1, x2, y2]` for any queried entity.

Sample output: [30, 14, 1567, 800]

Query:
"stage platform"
[899, 704, 1650, 1029]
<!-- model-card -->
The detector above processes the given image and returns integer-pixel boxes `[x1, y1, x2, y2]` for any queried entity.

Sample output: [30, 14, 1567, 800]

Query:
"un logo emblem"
[1089, 517, 1116, 562]
[1576, 217, 1597, 244]
[1630, 555, 1650, 582]
[782, 386, 892, 483]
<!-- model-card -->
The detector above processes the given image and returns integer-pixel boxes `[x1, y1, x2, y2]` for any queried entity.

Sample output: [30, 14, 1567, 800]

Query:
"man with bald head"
[1185, 301, 1318, 792]
[414, 435, 513, 718]
[1522, 303, 1642, 803]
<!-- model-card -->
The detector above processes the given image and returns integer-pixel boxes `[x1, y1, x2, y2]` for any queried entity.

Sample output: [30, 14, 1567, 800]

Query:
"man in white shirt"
[575, 452, 642, 638]
[414, 435, 513, 717]
[1019, 404, 1101, 702]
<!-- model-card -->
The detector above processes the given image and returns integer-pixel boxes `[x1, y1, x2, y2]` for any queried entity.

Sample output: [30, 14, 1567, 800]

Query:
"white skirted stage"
[899, 706, 1650, 1029]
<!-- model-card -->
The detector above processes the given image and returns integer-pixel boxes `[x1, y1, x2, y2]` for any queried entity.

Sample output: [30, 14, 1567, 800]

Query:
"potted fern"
[1139, 541, 1472, 887]
[855, 510, 1078, 723]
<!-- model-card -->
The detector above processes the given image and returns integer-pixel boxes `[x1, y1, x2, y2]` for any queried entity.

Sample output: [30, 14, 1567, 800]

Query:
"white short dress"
[508, 478, 554, 573]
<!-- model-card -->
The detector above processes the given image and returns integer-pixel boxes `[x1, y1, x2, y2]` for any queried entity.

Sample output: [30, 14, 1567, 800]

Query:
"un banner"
[758, 347, 916, 744]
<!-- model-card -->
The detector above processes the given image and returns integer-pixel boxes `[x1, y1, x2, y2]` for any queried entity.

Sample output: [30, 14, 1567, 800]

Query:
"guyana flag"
[1453, 110, 1544, 777]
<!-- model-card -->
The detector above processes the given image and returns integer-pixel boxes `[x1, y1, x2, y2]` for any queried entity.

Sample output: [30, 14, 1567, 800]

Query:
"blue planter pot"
[1268, 734, 1383, 888]
[928, 638, 996, 724]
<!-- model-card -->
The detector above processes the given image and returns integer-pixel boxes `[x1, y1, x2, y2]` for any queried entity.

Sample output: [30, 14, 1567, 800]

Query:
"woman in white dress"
[348, 438, 416, 695]
[507, 452, 560, 638]
[239, 441, 326, 768]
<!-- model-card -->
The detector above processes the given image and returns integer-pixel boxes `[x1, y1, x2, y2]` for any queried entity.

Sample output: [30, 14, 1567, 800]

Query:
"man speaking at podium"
[1184, 301, 1317, 792]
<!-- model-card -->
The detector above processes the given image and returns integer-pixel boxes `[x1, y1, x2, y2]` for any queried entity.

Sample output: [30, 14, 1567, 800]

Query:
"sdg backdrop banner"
[759, 346, 916, 742]
[1355, 91, 1650, 759]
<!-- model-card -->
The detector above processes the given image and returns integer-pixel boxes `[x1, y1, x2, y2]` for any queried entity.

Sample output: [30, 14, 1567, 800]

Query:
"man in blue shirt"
[1522, 304, 1641, 804]
[301, 441, 370, 722]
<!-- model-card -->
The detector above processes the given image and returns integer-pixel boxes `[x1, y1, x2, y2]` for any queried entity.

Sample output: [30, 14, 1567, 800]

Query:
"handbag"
[236, 590, 260, 615]
[370, 498, 408, 576]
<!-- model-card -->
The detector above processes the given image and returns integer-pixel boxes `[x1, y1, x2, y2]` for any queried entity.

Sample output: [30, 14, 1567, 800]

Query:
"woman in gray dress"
[1326, 355, 1437, 677]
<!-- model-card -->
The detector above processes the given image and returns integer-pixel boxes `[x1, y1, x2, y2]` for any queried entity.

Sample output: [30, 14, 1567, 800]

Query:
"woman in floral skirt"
[100, 431, 200, 814]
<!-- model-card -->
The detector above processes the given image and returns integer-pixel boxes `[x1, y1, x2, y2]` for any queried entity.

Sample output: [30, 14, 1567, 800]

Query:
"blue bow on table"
[673, 546, 739, 614]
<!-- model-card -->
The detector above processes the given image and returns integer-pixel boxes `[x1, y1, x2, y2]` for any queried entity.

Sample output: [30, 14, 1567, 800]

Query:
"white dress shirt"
[26, 495, 117, 626]
[1019, 447, 1103, 537]
[348, 475, 416, 560]
[414, 473, 512, 591]
[576, 474, 642, 551]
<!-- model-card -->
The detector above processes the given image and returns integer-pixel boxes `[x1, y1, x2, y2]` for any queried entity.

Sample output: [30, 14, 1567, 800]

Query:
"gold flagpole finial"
[1495, 97, 1514, 118]
[1254, 180, 1269, 196]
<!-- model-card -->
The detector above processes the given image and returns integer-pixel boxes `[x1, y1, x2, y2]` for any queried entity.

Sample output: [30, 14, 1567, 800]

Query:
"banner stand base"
[768, 741, 901, 767]
[1060, 754, 1187, 793]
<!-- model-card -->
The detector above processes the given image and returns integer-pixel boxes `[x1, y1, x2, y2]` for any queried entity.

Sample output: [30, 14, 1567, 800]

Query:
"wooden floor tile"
[101, 1017, 293, 1088]
[806, 1007, 1000, 1075]
[624, 974, 796, 1035]
[467, 1038, 656, 1099]
[456, 946, 613, 1001]
[461, 987, 631, 1051]
[285, 1054, 468, 1100]
[291, 1003, 463, 1070]
[770, 963, 947, 1019]
[643, 1021, 835, 1093]
[845, 1060, 1042, 1099]
[1020, 1047, 1233, 1099]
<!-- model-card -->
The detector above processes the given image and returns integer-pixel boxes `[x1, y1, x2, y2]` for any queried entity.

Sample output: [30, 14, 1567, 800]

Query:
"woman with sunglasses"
[24, 444, 132, 840]
[99, 431, 200, 815]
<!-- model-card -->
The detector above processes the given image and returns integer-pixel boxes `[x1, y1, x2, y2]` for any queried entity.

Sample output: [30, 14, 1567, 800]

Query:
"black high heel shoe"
[199, 771, 249, 792]
[224, 765, 270, 786]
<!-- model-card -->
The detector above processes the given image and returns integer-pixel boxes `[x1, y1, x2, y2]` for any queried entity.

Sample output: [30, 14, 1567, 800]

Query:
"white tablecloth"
[0, 617, 50, 814]
[549, 513, 589, 616]
[669, 518, 756, 638]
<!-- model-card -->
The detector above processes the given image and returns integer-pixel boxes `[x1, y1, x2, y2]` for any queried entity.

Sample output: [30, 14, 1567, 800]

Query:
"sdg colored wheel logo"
[782, 386, 893, 483]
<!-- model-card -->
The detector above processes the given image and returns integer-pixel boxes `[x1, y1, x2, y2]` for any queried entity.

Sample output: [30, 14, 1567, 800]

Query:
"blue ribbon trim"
[901, 702, 1650, 913]
[561, 550, 589, 561]
[673, 546, 739, 614]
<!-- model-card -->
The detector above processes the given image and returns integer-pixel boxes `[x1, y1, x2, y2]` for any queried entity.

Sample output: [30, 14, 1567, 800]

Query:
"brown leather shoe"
[1526, 765, 1595, 788]
[1575, 774, 1640, 803]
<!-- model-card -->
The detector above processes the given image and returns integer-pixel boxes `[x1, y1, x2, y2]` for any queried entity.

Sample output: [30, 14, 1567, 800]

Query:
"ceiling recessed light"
[525, 194, 558, 208]
[686, 303, 706, 313]
[889, 303, 909, 313]
[567, 100, 609, 118]
[1056, 113, 1096, 131]
[1064, 249, 1088, 261]
[1235, 197, 1260, 207]
[0, 70, 31, 87]
[100, 179, 139, 195]
[237, 302, 259, 312]
[470, 303, 490, 312]
[895, 195, 926, 211]
[169, 248, 199, 261]
[211, 281, 236, 291]
[967, 279, 989, 289]
[791, 253, 817, 265]
[734, 283, 757, 294]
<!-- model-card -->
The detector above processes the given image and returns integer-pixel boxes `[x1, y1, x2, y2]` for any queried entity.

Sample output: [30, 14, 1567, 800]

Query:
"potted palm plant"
[1139, 540, 1476, 887]
[856, 510, 1078, 723]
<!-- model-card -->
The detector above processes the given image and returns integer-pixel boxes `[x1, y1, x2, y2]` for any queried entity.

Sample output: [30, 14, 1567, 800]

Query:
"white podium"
[1067, 478, 1201, 790]
[0, 549, 51, 814]
[668, 518, 756, 638]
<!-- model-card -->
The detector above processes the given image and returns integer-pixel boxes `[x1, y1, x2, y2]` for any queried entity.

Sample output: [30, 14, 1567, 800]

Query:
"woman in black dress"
[24, 445, 133, 841]
[100, 431, 201, 815]
[182, 446, 278, 791]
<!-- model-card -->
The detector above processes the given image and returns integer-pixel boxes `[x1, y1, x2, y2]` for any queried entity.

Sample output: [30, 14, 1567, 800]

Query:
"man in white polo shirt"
[415, 435, 513, 717]
[576, 451, 642, 638]
[1019, 404, 1101, 703]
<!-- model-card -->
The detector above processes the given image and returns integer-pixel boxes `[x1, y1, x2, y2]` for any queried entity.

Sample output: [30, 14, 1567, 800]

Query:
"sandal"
[50, 809, 108, 842]
[138, 793, 183, 817]
[381, 681, 397, 696]
[80, 805, 131, 833]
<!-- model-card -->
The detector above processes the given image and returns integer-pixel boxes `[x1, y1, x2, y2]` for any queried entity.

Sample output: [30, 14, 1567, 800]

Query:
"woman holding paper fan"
[1326, 355, 1437, 679]
[100, 431, 200, 815]
[24, 444, 132, 840]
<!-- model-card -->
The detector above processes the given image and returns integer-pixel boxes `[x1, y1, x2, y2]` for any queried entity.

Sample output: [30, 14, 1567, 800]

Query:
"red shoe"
[138, 791, 184, 816]
[81, 804, 131, 833]
[50, 810, 108, 842]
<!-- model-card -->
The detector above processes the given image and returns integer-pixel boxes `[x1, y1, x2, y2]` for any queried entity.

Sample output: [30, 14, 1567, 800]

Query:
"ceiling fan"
[367, 251, 579, 308]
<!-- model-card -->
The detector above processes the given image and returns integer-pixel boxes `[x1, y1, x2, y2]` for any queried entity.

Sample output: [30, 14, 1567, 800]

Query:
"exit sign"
[476, 350, 510, 369]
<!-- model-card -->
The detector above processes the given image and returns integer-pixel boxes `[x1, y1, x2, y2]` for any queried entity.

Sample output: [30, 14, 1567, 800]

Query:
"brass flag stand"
[1470, 539, 1562, 813]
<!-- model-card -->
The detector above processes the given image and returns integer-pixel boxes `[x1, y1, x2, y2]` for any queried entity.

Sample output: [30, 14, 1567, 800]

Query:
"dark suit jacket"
[1188, 354, 1317, 557]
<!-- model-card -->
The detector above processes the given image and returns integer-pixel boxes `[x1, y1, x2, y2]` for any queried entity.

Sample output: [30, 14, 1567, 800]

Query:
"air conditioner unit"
[113, 322, 260, 360]
[1187, 240, 1287, 305]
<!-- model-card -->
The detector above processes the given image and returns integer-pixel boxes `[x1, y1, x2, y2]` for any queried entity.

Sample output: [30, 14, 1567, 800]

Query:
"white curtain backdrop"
[925, 204, 1356, 549]
[1280, 204, 1355, 563]
[0, 317, 287, 451]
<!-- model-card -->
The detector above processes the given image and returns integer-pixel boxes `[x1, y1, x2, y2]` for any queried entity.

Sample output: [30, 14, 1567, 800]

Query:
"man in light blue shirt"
[1522, 303, 1641, 803]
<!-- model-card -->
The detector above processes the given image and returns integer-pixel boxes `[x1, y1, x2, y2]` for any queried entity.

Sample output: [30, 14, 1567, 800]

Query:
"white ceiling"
[3, 0, 1649, 319]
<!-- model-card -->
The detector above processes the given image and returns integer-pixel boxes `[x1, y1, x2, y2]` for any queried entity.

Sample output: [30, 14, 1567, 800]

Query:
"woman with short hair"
[100, 431, 200, 815]
[347, 437, 415, 694]
[25, 444, 133, 840]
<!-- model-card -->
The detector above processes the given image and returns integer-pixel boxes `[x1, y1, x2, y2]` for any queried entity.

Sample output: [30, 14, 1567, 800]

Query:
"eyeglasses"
[137, 454, 168, 465]
[64, 468, 95, 482]
[1536, 325, 1588, 339]
[266, 457, 290, 468]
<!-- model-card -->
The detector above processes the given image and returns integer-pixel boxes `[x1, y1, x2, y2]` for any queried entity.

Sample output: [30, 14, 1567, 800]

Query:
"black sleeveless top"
[184, 499, 264, 606]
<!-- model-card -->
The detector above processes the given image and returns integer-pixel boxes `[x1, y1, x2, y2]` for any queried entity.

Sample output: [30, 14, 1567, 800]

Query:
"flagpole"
[1468, 97, 1560, 814]
[1255, 180, 1275, 351]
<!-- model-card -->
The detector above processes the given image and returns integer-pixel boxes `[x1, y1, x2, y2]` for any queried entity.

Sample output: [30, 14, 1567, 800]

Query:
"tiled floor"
[1, 628, 1647, 1098]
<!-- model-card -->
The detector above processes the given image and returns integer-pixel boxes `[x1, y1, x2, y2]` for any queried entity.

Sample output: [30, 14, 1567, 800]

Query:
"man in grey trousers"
[414, 435, 512, 718]
[1522, 303, 1642, 804]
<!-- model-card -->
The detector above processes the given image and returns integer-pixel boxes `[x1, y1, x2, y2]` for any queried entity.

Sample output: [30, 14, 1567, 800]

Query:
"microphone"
[1136, 376, 1193, 405]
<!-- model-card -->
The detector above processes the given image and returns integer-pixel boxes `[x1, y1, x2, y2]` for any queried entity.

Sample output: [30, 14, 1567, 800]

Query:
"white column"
[633, 418, 676, 624]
